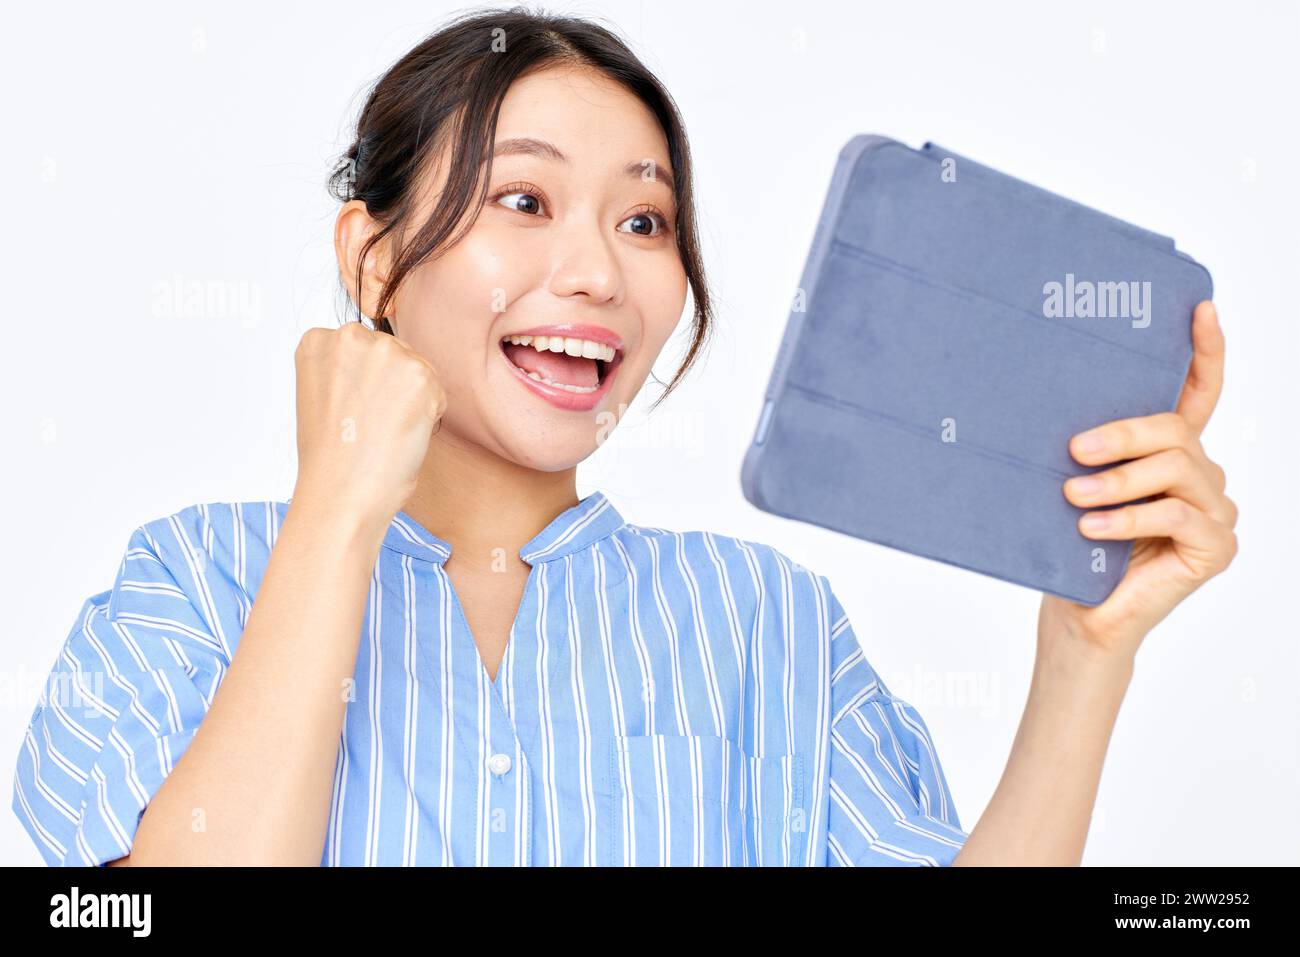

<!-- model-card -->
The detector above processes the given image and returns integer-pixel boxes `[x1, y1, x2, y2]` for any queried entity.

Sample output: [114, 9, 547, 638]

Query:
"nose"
[546, 214, 623, 305]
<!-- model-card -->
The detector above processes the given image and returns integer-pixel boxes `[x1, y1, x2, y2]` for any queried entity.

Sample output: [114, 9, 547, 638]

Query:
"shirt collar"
[381, 490, 625, 566]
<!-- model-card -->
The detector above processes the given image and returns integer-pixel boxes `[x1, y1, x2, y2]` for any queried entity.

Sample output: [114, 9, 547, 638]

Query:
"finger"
[1063, 447, 1230, 522]
[1222, 494, 1239, 530]
[387, 333, 441, 375]
[1174, 300, 1225, 435]
[1079, 497, 1236, 574]
[1070, 411, 1199, 467]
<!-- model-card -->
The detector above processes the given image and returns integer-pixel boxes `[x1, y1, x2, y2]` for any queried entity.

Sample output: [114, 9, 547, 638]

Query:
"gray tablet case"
[740, 135, 1213, 605]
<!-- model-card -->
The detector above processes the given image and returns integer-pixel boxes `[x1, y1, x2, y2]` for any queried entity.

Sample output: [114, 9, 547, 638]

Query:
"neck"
[400, 427, 579, 572]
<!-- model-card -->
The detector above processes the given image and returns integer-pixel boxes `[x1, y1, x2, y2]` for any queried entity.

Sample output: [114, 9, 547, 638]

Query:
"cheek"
[394, 230, 530, 372]
[631, 256, 690, 361]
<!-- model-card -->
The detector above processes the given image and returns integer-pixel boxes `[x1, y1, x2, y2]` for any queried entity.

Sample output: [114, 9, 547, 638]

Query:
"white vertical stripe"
[362, 566, 383, 866]
[564, 556, 597, 865]
[536, 561, 560, 865]
[400, 554, 420, 865]
[437, 570, 454, 866]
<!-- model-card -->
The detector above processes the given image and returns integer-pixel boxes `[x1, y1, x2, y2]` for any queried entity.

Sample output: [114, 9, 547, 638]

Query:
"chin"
[463, 366, 639, 471]
[494, 427, 604, 472]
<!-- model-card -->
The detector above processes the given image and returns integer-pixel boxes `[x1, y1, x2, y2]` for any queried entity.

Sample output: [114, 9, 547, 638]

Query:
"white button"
[488, 753, 513, 775]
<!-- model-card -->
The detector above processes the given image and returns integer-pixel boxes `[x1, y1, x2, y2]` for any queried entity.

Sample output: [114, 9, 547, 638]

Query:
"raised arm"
[113, 323, 446, 865]
[953, 301, 1237, 865]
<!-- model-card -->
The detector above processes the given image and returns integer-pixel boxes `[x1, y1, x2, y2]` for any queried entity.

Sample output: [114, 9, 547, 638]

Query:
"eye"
[493, 182, 546, 216]
[617, 205, 670, 238]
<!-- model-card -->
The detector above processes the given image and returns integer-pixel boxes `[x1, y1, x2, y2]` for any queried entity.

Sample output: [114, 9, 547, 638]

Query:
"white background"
[1, 0, 1295, 865]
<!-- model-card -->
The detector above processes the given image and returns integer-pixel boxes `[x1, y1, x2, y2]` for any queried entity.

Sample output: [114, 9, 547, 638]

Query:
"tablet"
[740, 135, 1213, 605]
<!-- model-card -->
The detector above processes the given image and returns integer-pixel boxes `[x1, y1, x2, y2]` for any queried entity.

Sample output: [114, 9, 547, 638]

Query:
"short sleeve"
[12, 515, 236, 866]
[821, 579, 968, 866]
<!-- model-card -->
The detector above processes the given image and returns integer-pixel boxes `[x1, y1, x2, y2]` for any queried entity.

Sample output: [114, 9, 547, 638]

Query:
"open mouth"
[499, 333, 622, 395]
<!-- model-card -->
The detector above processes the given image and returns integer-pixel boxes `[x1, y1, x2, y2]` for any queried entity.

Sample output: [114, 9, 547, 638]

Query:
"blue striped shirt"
[13, 490, 968, 866]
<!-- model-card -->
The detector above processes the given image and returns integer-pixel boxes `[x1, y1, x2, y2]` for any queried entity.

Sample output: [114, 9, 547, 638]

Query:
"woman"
[12, 7, 1237, 867]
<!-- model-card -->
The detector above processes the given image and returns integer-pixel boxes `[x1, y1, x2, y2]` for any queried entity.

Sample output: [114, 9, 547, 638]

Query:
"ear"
[334, 200, 391, 321]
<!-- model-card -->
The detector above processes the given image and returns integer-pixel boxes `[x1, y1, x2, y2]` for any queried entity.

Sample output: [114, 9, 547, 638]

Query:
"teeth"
[502, 333, 616, 362]
[524, 370, 599, 393]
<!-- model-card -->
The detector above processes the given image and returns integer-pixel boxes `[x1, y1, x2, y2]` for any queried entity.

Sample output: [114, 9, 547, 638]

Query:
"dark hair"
[327, 4, 712, 410]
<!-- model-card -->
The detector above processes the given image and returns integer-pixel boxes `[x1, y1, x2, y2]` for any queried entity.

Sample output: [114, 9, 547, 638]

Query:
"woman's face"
[384, 63, 689, 472]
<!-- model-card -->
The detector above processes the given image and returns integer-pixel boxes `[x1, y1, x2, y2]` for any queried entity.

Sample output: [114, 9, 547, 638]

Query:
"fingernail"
[1074, 431, 1106, 454]
[1080, 512, 1111, 532]
[1069, 475, 1103, 495]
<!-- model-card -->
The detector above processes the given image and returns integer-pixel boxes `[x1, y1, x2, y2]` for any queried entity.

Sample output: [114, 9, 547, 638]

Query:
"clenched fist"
[291, 322, 447, 528]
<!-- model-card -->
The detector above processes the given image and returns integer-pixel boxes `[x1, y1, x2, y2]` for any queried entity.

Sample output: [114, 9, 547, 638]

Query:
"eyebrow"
[491, 136, 676, 193]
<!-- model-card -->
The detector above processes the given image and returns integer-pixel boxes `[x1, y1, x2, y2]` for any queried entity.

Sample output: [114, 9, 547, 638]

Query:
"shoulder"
[129, 499, 289, 565]
[103, 499, 288, 649]
[35, 500, 282, 688]
[606, 522, 838, 622]
[611, 522, 820, 578]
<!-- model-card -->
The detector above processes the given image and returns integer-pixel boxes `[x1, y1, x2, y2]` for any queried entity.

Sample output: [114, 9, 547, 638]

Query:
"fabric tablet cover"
[740, 135, 1213, 605]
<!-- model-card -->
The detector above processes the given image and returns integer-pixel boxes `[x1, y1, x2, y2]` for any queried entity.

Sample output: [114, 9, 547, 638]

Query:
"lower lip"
[498, 342, 622, 412]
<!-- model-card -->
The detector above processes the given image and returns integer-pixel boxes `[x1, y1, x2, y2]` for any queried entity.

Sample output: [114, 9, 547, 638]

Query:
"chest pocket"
[602, 733, 806, 866]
